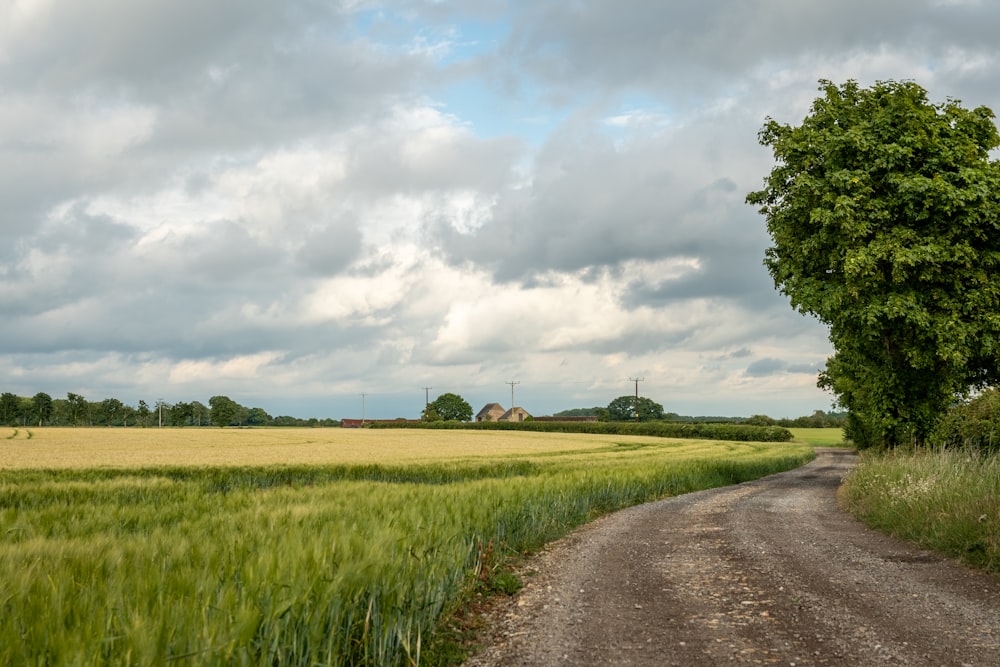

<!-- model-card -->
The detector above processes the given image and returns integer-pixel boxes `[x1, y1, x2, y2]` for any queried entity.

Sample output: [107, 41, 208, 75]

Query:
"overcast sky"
[3, 0, 999, 420]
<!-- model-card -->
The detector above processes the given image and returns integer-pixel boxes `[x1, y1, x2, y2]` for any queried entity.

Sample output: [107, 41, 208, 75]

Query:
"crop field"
[1, 427, 812, 666]
[786, 427, 849, 447]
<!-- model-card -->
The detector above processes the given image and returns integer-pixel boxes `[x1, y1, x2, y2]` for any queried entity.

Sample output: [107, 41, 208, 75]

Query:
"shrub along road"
[464, 448, 999, 666]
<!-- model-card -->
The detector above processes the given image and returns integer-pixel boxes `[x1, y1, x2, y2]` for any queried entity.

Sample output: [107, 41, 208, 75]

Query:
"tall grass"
[839, 448, 999, 575]
[1, 433, 811, 666]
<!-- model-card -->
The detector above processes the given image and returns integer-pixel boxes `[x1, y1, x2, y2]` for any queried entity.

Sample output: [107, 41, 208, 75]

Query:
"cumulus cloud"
[2, 1, 997, 419]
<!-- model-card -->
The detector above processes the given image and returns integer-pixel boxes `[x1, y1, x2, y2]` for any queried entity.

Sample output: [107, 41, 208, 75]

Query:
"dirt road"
[464, 448, 999, 666]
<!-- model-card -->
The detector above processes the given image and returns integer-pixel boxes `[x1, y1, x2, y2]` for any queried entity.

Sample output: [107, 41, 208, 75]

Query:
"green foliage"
[552, 407, 603, 417]
[208, 395, 240, 427]
[31, 392, 53, 426]
[748, 79, 1000, 448]
[427, 392, 473, 422]
[1, 392, 20, 426]
[0, 441, 812, 666]
[931, 388, 1000, 452]
[421, 405, 443, 422]
[606, 395, 665, 421]
[841, 448, 999, 574]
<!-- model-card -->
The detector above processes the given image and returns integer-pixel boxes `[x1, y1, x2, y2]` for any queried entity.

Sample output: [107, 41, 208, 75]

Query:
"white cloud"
[4, 0, 998, 419]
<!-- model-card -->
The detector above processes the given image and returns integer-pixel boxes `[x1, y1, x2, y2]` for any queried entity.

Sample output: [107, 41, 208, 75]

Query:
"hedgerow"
[368, 419, 793, 442]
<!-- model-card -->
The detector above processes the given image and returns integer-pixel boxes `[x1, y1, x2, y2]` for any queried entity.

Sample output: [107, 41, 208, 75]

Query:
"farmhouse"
[476, 403, 506, 422]
[476, 403, 532, 422]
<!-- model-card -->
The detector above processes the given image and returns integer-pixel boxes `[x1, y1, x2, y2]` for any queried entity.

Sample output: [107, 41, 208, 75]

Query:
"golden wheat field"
[0, 426, 690, 469]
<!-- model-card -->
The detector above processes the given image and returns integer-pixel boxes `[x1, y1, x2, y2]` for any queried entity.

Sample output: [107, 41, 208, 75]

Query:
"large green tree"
[606, 395, 665, 422]
[425, 392, 473, 422]
[66, 392, 90, 426]
[100, 398, 125, 426]
[31, 392, 53, 427]
[747, 80, 1000, 448]
[1, 392, 19, 426]
[208, 395, 240, 427]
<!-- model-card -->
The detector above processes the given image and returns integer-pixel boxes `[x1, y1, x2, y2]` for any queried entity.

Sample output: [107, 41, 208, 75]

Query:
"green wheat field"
[1, 427, 813, 666]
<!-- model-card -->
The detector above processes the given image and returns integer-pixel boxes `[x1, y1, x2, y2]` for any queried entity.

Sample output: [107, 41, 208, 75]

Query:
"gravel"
[463, 448, 1000, 666]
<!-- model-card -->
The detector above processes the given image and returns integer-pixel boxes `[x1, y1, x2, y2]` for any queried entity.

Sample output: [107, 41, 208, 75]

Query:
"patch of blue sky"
[435, 77, 567, 144]
[432, 15, 511, 65]
[347, 6, 552, 140]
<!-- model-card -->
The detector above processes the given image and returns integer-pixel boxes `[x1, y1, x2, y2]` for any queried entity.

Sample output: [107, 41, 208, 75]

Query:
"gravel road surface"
[464, 448, 999, 666]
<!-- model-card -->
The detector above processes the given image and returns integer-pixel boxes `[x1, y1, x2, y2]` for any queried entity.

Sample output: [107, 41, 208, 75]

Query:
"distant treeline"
[0, 391, 339, 428]
[554, 407, 848, 429]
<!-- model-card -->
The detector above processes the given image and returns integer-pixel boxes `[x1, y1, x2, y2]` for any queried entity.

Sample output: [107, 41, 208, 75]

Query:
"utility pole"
[361, 393, 367, 425]
[628, 377, 644, 422]
[506, 380, 520, 408]
[157, 398, 163, 428]
[422, 386, 433, 411]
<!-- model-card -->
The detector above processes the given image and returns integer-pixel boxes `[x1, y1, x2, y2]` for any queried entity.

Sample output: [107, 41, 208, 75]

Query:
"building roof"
[476, 402, 506, 420]
[498, 407, 531, 421]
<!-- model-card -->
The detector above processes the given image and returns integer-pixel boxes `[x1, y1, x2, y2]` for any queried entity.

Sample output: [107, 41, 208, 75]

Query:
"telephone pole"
[628, 377, 644, 422]
[422, 386, 433, 416]
[361, 393, 367, 424]
[506, 380, 520, 408]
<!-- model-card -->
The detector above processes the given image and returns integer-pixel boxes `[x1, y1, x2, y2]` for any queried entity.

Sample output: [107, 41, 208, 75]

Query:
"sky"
[3, 0, 1000, 421]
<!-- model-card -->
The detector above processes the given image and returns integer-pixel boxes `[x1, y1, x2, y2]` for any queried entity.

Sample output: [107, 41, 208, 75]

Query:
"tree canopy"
[208, 395, 240, 427]
[424, 392, 473, 422]
[747, 79, 1000, 448]
[607, 395, 665, 422]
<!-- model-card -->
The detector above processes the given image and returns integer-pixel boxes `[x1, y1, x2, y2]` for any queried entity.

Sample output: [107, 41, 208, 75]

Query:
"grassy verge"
[1, 433, 811, 666]
[839, 448, 999, 576]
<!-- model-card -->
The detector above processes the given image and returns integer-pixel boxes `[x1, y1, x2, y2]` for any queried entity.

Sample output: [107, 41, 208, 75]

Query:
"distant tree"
[18, 397, 32, 426]
[427, 393, 473, 422]
[31, 392, 53, 426]
[246, 407, 271, 426]
[136, 400, 151, 427]
[607, 395, 665, 422]
[120, 403, 135, 427]
[234, 405, 250, 427]
[169, 401, 193, 427]
[209, 395, 240, 427]
[1, 392, 19, 426]
[553, 407, 603, 417]
[100, 398, 125, 426]
[190, 401, 209, 426]
[746, 414, 776, 426]
[421, 405, 443, 422]
[66, 392, 90, 426]
[748, 79, 1000, 448]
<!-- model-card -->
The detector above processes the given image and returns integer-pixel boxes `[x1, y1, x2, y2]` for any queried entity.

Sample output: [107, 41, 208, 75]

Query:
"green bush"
[931, 389, 1000, 452]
